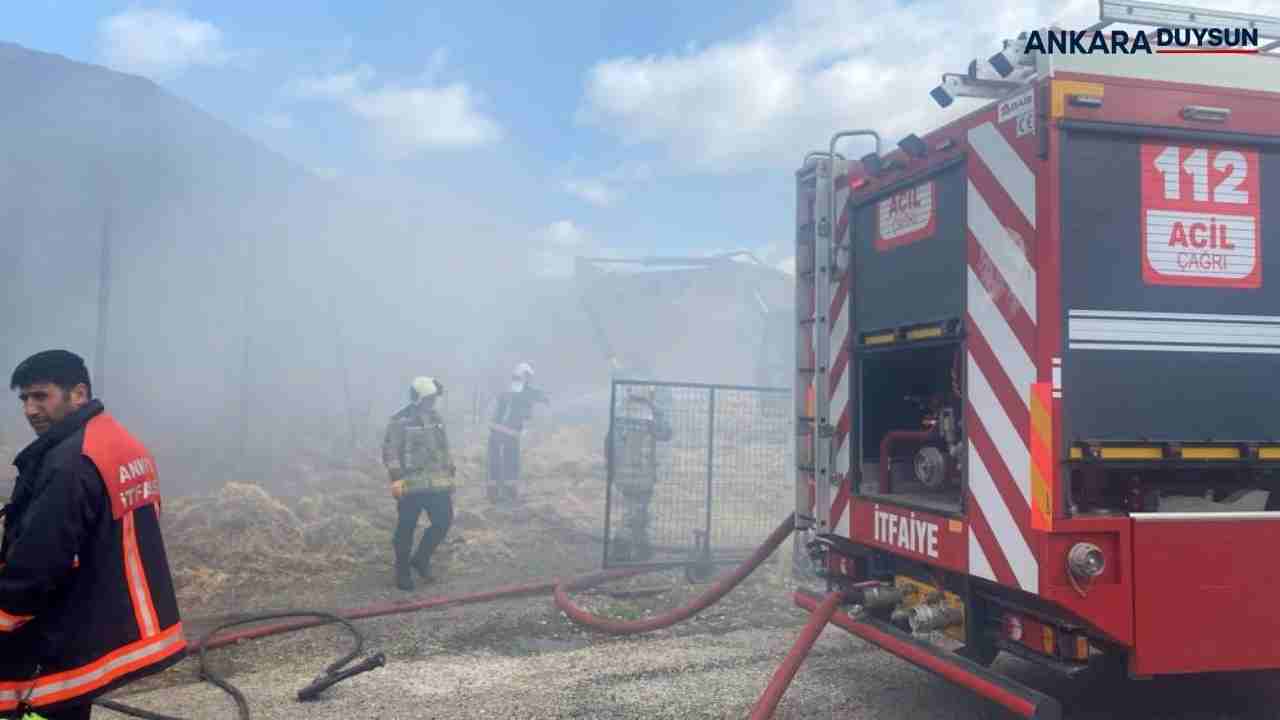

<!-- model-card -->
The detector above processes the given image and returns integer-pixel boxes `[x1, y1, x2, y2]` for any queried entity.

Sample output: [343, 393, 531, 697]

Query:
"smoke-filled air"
[6, 1, 1278, 717]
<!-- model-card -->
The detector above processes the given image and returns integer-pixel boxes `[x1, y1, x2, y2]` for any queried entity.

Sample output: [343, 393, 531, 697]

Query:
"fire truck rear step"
[795, 590, 1063, 720]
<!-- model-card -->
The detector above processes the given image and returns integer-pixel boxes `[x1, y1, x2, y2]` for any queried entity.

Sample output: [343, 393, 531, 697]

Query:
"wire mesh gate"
[603, 379, 792, 569]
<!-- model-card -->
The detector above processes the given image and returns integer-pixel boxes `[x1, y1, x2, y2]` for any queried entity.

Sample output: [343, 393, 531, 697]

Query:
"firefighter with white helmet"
[486, 361, 548, 503]
[382, 375, 456, 591]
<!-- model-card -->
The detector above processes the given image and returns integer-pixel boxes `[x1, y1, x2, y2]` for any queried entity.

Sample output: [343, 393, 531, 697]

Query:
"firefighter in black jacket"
[1, 350, 186, 720]
[486, 363, 548, 503]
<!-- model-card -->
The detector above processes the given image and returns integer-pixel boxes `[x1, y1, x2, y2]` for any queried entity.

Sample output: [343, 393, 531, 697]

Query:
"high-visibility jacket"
[0, 400, 186, 715]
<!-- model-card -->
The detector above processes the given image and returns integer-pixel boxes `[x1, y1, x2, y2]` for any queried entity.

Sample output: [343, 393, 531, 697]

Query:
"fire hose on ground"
[93, 611, 381, 720]
[70, 509, 1059, 720]
[91, 514, 806, 720]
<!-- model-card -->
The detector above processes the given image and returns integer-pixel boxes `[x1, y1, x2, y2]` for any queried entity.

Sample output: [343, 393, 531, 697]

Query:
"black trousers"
[487, 431, 520, 488]
[6, 703, 93, 719]
[47, 704, 92, 719]
[393, 490, 453, 568]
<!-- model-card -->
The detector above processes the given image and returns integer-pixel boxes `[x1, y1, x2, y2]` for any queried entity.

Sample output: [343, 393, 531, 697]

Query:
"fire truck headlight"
[1068, 542, 1105, 579]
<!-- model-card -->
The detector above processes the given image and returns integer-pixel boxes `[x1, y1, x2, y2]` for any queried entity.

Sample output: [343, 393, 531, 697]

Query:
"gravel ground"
[91, 597, 1280, 720]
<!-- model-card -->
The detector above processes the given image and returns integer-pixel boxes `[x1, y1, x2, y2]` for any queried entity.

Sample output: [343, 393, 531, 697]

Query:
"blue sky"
[6, 0, 1270, 277]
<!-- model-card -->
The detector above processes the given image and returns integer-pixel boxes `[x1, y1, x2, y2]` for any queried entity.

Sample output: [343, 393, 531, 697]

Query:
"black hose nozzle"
[296, 653, 386, 702]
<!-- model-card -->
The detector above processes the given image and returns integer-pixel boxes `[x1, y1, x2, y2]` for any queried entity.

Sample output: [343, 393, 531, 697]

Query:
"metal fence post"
[603, 379, 617, 568]
[705, 387, 716, 558]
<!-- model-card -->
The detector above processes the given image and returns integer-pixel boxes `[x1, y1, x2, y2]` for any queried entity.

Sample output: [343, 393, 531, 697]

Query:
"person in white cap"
[486, 362, 548, 503]
[381, 376, 456, 590]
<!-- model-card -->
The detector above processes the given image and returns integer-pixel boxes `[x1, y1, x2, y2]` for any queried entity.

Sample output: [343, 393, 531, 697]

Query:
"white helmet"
[410, 376, 440, 402]
[513, 362, 534, 379]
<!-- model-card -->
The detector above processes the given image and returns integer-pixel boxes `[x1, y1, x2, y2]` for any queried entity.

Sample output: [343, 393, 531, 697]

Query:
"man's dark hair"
[10, 350, 93, 397]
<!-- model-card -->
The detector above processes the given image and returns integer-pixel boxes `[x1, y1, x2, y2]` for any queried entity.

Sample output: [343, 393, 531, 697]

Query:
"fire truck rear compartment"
[859, 340, 965, 515]
[1060, 130, 1280, 442]
[1059, 128, 1280, 515]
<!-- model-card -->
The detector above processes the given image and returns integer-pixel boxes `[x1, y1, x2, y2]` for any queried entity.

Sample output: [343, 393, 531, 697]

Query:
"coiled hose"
[91, 513, 798, 719]
[94, 610, 382, 720]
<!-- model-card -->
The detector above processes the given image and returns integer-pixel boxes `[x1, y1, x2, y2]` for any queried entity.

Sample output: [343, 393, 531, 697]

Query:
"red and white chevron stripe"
[829, 171, 853, 537]
[964, 119, 1039, 594]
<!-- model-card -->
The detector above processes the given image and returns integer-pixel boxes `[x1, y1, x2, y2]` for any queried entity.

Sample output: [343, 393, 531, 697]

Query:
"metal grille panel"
[603, 380, 791, 567]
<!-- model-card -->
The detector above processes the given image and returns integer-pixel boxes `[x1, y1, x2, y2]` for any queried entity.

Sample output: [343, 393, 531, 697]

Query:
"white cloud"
[531, 220, 595, 277]
[348, 83, 502, 151]
[559, 162, 655, 208]
[579, 0, 1272, 174]
[288, 55, 502, 152]
[542, 219, 589, 248]
[262, 112, 294, 130]
[291, 65, 376, 101]
[97, 8, 240, 78]
[563, 178, 618, 207]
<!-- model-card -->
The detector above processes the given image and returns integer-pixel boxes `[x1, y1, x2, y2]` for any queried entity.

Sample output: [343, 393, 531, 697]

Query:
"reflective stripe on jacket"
[0, 401, 186, 715]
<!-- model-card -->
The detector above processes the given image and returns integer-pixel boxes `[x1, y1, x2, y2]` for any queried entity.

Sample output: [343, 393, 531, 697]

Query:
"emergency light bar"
[929, 0, 1280, 108]
[1097, 0, 1280, 40]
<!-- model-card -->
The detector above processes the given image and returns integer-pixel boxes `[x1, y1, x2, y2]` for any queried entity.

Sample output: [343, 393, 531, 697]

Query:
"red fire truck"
[792, 2, 1280, 717]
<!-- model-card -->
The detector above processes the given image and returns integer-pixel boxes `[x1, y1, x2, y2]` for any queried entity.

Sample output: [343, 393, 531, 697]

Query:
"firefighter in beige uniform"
[382, 376, 455, 591]
[606, 386, 672, 562]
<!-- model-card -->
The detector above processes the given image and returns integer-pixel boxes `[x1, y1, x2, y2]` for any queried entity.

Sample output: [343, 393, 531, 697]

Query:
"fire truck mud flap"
[794, 590, 1062, 719]
[1131, 511, 1280, 676]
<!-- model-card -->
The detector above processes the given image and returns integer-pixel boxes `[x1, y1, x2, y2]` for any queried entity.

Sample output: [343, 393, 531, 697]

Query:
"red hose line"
[200, 515, 795, 650]
[204, 579, 561, 650]
[748, 590, 842, 720]
[552, 514, 796, 635]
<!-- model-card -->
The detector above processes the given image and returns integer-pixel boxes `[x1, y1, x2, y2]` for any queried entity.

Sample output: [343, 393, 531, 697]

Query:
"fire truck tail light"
[1068, 542, 1106, 579]
[1042, 626, 1055, 655]
[1182, 105, 1231, 123]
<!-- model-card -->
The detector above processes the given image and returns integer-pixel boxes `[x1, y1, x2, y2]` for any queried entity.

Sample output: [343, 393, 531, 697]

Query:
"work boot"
[395, 563, 414, 591]
[412, 552, 434, 582]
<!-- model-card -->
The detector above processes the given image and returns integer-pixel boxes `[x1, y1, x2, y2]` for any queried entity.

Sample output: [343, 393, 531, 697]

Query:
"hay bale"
[164, 481, 305, 549]
[301, 512, 386, 558]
